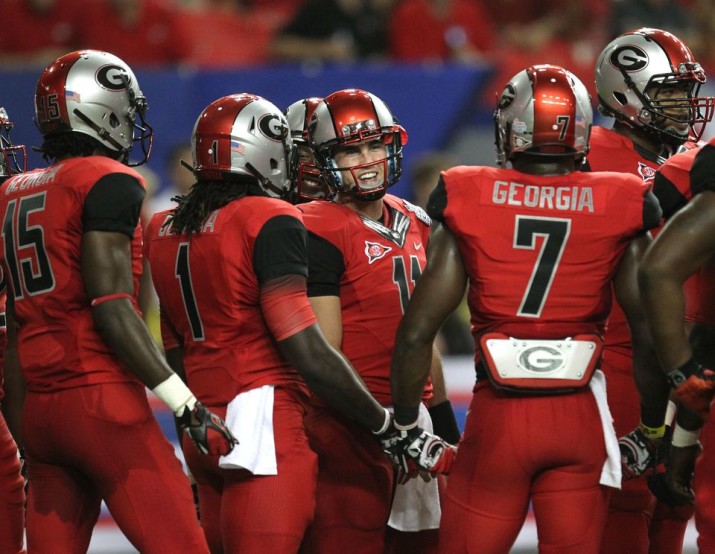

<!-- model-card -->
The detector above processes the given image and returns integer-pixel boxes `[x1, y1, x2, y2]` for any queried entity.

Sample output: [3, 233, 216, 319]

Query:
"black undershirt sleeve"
[690, 144, 715, 196]
[83, 173, 145, 237]
[253, 215, 309, 284]
[652, 171, 688, 220]
[426, 176, 448, 223]
[306, 231, 344, 297]
[642, 189, 663, 231]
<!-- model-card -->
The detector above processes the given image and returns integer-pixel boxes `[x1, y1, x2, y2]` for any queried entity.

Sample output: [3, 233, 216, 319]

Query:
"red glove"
[668, 359, 715, 421]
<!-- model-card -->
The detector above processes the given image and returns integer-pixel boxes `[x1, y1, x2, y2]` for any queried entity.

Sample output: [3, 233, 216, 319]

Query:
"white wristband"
[152, 374, 197, 417]
[671, 423, 700, 448]
[372, 407, 391, 435]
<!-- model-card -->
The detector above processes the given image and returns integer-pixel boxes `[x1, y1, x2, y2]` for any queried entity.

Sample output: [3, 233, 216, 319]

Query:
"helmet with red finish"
[308, 89, 408, 200]
[494, 64, 593, 166]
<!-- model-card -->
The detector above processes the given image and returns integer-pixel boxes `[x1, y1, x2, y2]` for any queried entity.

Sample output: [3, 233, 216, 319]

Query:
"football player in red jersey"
[390, 65, 664, 553]
[638, 140, 715, 553]
[0, 50, 237, 554]
[298, 89, 459, 554]
[144, 93, 444, 554]
[586, 28, 715, 554]
[0, 105, 26, 554]
[284, 96, 332, 204]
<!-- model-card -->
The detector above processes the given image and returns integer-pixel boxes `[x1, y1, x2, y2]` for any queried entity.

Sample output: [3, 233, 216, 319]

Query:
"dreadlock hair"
[167, 176, 267, 236]
[36, 132, 117, 164]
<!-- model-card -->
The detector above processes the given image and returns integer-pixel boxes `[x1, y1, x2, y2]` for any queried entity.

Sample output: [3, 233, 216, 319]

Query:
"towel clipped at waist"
[218, 385, 277, 475]
[590, 370, 621, 489]
[388, 402, 441, 531]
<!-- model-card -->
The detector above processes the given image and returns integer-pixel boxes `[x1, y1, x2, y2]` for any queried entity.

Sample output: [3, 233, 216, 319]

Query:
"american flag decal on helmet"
[230, 140, 245, 154]
[365, 240, 392, 264]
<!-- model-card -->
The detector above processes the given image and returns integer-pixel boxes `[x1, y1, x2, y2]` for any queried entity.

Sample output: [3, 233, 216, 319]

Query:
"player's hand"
[376, 419, 421, 481]
[618, 427, 659, 479]
[668, 360, 715, 421]
[377, 420, 457, 477]
[177, 402, 237, 456]
[647, 442, 702, 507]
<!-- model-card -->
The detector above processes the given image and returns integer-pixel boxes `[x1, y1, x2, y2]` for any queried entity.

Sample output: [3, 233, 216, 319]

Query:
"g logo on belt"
[518, 346, 564, 373]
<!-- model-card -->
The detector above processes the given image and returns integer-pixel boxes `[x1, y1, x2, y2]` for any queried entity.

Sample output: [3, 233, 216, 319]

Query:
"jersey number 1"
[175, 242, 205, 341]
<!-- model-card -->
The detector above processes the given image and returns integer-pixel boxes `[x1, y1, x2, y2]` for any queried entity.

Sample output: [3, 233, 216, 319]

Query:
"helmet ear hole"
[109, 113, 121, 128]
[613, 92, 628, 106]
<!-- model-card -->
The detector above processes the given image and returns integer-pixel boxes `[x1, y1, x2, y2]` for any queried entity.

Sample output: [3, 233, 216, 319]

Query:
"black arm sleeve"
[306, 231, 344, 297]
[690, 144, 715, 196]
[253, 215, 309, 284]
[82, 173, 145, 237]
[652, 171, 688, 220]
[642, 189, 663, 231]
[426, 176, 448, 223]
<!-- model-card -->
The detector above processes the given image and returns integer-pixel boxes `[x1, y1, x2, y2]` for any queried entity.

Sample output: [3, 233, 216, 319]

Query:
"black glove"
[428, 400, 461, 445]
[618, 426, 659, 480]
[647, 442, 702, 507]
[177, 402, 237, 456]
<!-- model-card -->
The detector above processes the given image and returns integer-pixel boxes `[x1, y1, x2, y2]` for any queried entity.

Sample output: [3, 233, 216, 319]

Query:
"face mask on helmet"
[595, 27, 714, 146]
[0, 107, 26, 181]
[494, 64, 593, 167]
[309, 89, 408, 201]
[191, 93, 295, 199]
[285, 97, 332, 203]
[34, 49, 153, 166]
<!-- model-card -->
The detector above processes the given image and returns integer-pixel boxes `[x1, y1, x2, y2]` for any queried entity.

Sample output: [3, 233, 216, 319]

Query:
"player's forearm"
[640, 275, 691, 370]
[92, 299, 174, 388]
[391, 326, 434, 423]
[303, 355, 387, 431]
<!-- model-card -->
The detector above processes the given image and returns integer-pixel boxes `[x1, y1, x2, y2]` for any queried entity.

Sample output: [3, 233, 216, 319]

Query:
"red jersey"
[0, 157, 146, 392]
[145, 196, 311, 407]
[583, 126, 666, 360]
[300, 194, 432, 405]
[0, 290, 5, 400]
[431, 166, 660, 364]
[654, 140, 715, 324]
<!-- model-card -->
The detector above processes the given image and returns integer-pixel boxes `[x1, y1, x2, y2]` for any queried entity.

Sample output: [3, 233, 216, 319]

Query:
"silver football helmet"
[595, 28, 714, 145]
[0, 107, 26, 180]
[192, 93, 295, 199]
[34, 49, 153, 166]
[308, 88, 408, 200]
[495, 64, 593, 166]
[284, 97, 331, 203]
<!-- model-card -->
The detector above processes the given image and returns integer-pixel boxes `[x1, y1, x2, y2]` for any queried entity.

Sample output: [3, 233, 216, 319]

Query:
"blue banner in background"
[1, 62, 493, 201]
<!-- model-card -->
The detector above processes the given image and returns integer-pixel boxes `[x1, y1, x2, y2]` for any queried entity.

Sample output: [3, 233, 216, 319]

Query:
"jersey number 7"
[514, 215, 570, 318]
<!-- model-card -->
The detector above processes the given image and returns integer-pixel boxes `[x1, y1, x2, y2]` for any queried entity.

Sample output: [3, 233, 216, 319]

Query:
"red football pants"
[184, 388, 317, 554]
[600, 353, 692, 554]
[300, 404, 395, 554]
[440, 382, 610, 554]
[0, 411, 24, 554]
[23, 383, 208, 554]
